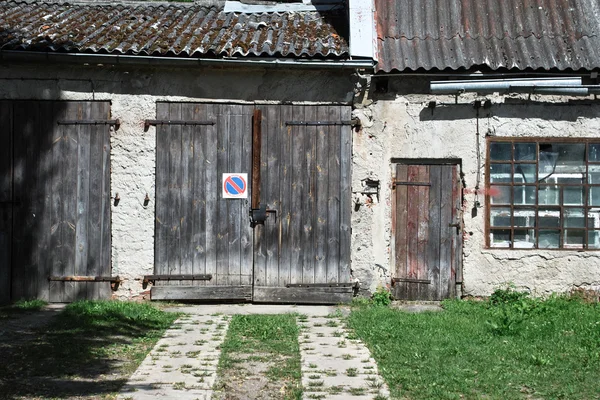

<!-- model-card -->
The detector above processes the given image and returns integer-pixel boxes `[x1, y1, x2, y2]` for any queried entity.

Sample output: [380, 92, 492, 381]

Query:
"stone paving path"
[299, 313, 390, 400]
[119, 305, 390, 400]
[120, 313, 230, 400]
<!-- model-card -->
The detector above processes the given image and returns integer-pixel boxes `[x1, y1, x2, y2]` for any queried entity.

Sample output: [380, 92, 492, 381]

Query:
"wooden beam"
[252, 286, 353, 304]
[151, 285, 252, 301]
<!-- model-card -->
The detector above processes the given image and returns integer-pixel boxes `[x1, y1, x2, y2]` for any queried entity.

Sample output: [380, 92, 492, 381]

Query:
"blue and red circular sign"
[222, 173, 248, 198]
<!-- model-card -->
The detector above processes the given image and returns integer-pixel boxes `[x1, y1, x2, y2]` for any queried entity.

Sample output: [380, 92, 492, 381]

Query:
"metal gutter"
[0, 50, 374, 70]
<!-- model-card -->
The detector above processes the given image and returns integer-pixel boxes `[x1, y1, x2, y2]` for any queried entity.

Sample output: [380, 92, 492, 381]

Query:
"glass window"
[488, 140, 600, 249]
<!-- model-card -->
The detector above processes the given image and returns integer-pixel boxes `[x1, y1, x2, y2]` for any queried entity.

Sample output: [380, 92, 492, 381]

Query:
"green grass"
[0, 299, 48, 318]
[348, 294, 600, 400]
[0, 300, 179, 398]
[217, 314, 302, 399]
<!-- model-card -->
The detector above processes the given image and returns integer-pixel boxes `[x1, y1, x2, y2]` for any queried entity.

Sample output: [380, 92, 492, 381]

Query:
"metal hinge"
[144, 119, 215, 130]
[286, 282, 356, 288]
[392, 278, 432, 284]
[285, 120, 354, 126]
[142, 274, 213, 288]
[393, 181, 431, 187]
[57, 119, 121, 130]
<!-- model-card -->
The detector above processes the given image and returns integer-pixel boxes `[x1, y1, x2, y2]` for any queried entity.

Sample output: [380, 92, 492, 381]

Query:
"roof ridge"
[380, 32, 599, 41]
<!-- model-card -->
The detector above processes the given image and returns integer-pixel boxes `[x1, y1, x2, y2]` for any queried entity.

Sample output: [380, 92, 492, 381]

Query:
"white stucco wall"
[353, 76, 600, 297]
[0, 62, 354, 299]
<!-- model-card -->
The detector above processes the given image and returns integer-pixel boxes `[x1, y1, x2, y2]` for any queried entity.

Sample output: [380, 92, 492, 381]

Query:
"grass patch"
[0, 300, 178, 398]
[0, 299, 48, 319]
[216, 314, 302, 399]
[348, 293, 600, 400]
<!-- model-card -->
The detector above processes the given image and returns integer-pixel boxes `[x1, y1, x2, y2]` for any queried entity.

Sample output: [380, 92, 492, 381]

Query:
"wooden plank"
[252, 286, 352, 304]
[265, 105, 281, 288]
[151, 285, 252, 301]
[416, 166, 430, 300]
[290, 106, 305, 284]
[75, 102, 92, 300]
[394, 164, 408, 299]
[338, 106, 352, 283]
[301, 105, 316, 285]
[204, 104, 218, 286]
[326, 105, 341, 283]
[279, 105, 293, 285]
[49, 102, 68, 302]
[426, 165, 442, 301]
[215, 104, 230, 285]
[98, 101, 112, 299]
[228, 104, 243, 286]
[439, 165, 453, 300]
[180, 104, 194, 279]
[154, 103, 170, 279]
[0, 101, 12, 304]
[406, 165, 419, 300]
[167, 103, 183, 284]
[451, 164, 462, 297]
[240, 105, 253, 287]
[191, 104, 207, 287]
[313, 105, 328, 285]
[253, 105, 267, 289]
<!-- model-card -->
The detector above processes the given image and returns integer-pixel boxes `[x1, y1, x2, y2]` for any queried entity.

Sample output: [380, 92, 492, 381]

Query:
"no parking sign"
[222, 173, 248, 199]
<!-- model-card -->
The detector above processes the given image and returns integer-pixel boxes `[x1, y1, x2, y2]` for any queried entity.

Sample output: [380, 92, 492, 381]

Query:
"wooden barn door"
[0, 101, 112, 303]
[153, 103, 254, 301]
[252, 105, 352, 303]
[392, 163, 462, 300]
[152, 103, 352, 303]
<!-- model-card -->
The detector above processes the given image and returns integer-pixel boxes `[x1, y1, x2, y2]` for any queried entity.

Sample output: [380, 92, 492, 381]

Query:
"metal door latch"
[250, 204, 277, 227]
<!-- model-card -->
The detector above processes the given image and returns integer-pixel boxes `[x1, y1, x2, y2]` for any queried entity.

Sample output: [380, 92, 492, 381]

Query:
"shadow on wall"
[419, 99, 600, 122]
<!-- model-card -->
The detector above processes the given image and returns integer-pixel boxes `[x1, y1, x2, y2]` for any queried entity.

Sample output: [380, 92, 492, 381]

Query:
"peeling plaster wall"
[0, 62, 354, 299]
[353, 76, 600, 297]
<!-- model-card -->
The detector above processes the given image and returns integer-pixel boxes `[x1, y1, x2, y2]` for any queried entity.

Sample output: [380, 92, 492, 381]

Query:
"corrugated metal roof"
[0, 1, 349, 58]
[376, 0, 600, 72]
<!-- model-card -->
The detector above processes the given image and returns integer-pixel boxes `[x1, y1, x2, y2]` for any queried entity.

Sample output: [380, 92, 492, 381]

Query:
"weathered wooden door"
[152, 103, 352, 303]
[0, 101, 112, 303]
[392, 163, 462, 300]
[0, 104, 12, 304]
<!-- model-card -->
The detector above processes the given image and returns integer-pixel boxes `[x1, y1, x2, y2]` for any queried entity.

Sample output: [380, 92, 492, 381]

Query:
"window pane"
[563, 186, 584, 206]
[564, 208, 585, 228]
[539, 184, 559, 205]
[589, 144, 600, 162]
[490, 207, 511, 227]
[490, 143, 512, 161]
[514, 229, 535, 248]
[513, 186, 536, 205]
[539, 143, 585, 183]
[588, 165, 600, 184]
[490, 229, 511, 248]
[513, 208, 535, 227]
[514, 143, 536, 161]
[539, 230, 560, 248]
[588, 230, 600, 249]
[564, 230, 584, 249]
[590, 187, 600, 206]
[490, 185, 511, 204]
[538, 208, 560, 228]
[514, 164, 536, 183]
[588, 208, 600, 230]
[490, 164, 512, 183]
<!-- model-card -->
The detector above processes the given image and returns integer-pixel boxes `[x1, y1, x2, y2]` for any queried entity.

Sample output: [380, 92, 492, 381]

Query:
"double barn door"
[153, 103, 352, 303]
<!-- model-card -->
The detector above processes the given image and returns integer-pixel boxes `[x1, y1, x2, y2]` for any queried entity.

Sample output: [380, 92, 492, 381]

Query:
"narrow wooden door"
[153, 103, 254, 301]
[392, 163, 462, 300]
[0, 102, 12, 304]
[252, 105, 353, 303]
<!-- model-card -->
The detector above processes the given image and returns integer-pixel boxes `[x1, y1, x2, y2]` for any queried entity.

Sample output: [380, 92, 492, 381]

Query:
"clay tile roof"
[375, 0, 600, 72]
[0, 0, 349, 59]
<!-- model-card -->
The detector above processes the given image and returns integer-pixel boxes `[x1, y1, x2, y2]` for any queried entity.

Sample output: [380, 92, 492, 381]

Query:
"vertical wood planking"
[314, 106, 328, 285]
[180, 104, 194, 278]
[406, 165, 420, 300]
[326, 106, 341, 283]
[302, 105, 317, 284]
[265, 105, 281, 287]
[0, 102, 12, 303]
[98, 102, 112, 299]
[290, 106, 305, 284]
[451, 165, 462, 297]
[216, 104, 230, 285]
[240, 105, 253, 286]
[155, 103, 170, 279]
[191, 104, 207, 286]
[394, 164, 408, 298]
[279, 105, 294, 284]
[253, 106, 267, 288]
[439, 165, 453, 299]
[416, 166, 429, 300]
[339, 106, 352, 283]
[228, 104, 243, 285]
[426, 165, 442, 300]
[167, 103, 183, 284]
[204, 104, 218, 286]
